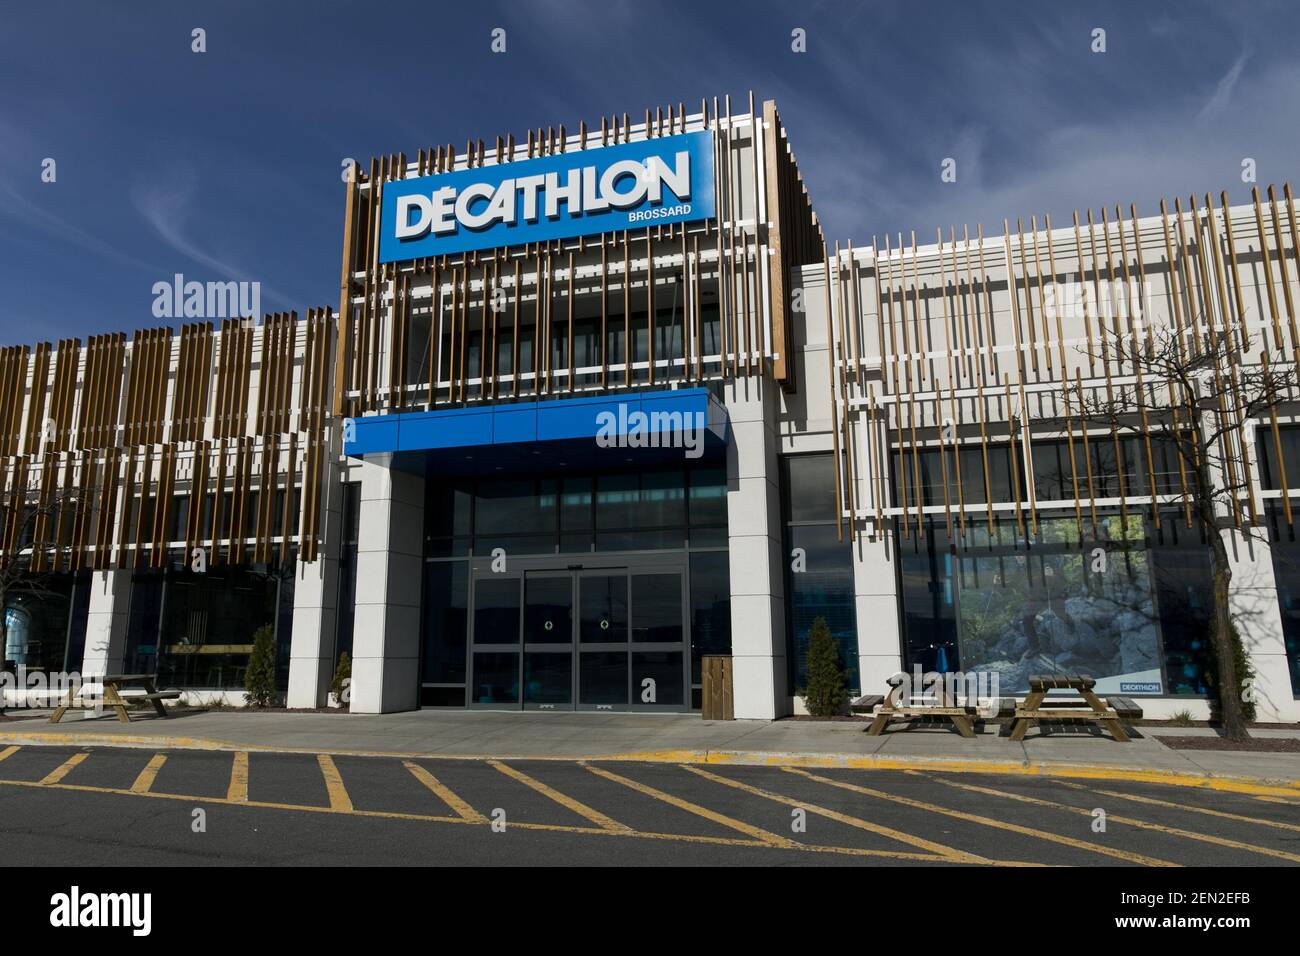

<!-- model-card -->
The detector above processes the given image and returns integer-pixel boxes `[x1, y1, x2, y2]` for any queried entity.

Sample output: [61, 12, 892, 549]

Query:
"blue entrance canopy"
[344, 388, 729, 475]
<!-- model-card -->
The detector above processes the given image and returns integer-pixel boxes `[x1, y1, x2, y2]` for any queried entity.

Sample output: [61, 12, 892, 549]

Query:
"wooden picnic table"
[861, 675, 982, 738]
[1008, 673, 1141, 742]
[49, 674, 180, 724]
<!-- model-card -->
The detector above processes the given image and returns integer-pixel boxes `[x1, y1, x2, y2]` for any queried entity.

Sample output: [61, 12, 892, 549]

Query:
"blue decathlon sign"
[378, 130, 715, 263]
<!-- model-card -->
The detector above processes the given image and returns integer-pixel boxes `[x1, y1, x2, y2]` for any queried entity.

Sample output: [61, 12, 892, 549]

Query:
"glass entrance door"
[468, 558, 688, 711]
[578, 570, 629, 710]
[522, 572, 573, 709]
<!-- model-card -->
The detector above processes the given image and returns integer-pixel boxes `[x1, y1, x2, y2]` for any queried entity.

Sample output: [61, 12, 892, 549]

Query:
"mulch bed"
[1158, 735, 1300, 753]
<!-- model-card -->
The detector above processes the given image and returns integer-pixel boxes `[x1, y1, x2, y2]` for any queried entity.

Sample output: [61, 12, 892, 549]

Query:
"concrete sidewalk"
[3, 709, 1299, 789]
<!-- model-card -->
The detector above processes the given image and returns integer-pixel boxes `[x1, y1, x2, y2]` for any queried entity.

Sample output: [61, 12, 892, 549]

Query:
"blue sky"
[2, 0, 1297, 343]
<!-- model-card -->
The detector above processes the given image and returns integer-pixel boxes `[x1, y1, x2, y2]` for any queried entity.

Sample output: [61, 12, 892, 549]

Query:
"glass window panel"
[1267, 504, 1300, 694]
[476, 478, 557, 535]
[688, 466, 727, 527]
[632, 574, 682, 643]
[631, 651, 684, 705]
[580, 574, 628, 643]
[472, 652, 519, 704]
[525, 576, 572, 644]
[151, 565, 284, 690]
[473, 577, 520, 645]
[898, 512, 1212, 697]
[475, 534, 554, 557]
[783, 455, 837, 522]
[637, 470, 686, 528]
[524, 652, 572, 705]
[580, 651, 628, 705]
[689, 552, 731, 685]
[560, 476, 593, 531]
[595, 529, 685, 552]
[785, 524, 859, 695]
[423, 562, 469, 684]
[425, 480, 471, 539]
[595, 473, 638, 529]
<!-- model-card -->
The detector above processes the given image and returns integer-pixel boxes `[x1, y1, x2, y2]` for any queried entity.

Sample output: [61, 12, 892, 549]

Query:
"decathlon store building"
[3, 95, 1300, 721]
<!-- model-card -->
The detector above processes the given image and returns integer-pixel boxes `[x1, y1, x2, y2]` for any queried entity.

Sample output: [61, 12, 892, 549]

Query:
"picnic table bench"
[858, 677, 988, 738]
[49, 674, 180, 724]
[1008, 674, 1142, 742]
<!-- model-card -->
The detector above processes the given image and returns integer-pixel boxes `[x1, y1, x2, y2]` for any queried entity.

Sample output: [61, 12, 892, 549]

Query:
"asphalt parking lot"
[0, 743, 1297, 866]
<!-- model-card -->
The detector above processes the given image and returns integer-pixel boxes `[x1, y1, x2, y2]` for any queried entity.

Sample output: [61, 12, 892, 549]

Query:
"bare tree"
[1073, 324, 1296, 740]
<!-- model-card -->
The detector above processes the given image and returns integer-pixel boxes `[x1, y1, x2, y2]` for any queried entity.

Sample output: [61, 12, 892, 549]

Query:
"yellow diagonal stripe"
[130, 754, 167, 794]
[1058, 781, 1300, 833]
[789, 768, 1178, 867]
[0, 746, 19, 763]
[405, 760, 486, 822]
[316, 754, 353, 812]
[227, 751, 249, 803]
[926, 775, 1300, 864]
[40, 752, 88, 785]
[684, 765, 992, 863]
[585, 763, 797, 848]
[490, 760, 630, 831]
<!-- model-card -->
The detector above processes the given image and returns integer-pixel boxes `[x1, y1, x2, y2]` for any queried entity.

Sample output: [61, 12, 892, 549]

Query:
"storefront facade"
[1, 94, 1298, 720]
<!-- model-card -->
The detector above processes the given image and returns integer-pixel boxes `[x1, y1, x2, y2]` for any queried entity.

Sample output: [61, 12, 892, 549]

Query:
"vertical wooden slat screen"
[832, 183, 1300, 541]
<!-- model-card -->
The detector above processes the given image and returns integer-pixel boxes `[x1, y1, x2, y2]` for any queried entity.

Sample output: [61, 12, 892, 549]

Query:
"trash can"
[700, 655, 734, 720]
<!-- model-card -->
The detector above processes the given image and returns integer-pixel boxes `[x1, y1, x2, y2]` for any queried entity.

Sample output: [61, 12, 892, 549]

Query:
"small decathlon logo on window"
[380, 130, 715, 262]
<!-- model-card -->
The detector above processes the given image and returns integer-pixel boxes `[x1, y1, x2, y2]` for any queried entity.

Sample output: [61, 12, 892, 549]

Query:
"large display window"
[898, 511, 1212, 696]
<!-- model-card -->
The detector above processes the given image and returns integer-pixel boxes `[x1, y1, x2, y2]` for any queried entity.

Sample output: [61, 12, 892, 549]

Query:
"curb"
[3, 729, 1299, 798]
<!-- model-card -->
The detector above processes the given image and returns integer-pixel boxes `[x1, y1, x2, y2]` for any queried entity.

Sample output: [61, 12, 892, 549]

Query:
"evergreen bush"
[801, 617, 848, 717]
[243, 624, 278, 708]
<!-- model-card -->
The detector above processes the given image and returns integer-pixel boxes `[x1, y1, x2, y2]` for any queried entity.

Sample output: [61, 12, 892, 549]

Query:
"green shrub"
[329, 652, 351, 707]
[800, 617, 848, 717]
[243, 624, 278, 708]
[1169, 708, 1195, 727]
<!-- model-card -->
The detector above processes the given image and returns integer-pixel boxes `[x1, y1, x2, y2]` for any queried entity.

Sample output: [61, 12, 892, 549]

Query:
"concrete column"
[349, 454, 424, 714]
[286, 465, 344, 708]
[849, 384, 903, 695]
[850, 534, 904, 696]
[1224, 526, 1299, 722]
[724, 376, 787, 719]
[80, 569, 132, 678]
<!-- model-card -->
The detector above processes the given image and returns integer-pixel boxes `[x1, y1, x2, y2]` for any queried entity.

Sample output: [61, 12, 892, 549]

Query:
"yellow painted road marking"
[317, 754, 353, 812]
[0, 746, 18, 763]
[585, 763, 799, 848]
[789, 768, 1177, 867]
[490, 760, 630, 831]
[0, 774, 872, 855]
[227, 751, 248, 803]
[39, 752, 88, 785]
[926, 775, 1300, 864]
[1057, 781, 1300, 833]
[682, 765, 994, 864]
[130, 754, 167, 794]
[5, 731, 1298, 799]
[1256, 795, 1300, 805]
[405, 760, 487, 823]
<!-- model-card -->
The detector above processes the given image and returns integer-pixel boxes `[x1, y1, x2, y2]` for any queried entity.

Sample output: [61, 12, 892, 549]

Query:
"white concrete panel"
[853, 594, 904, 659]
[80, 570, 131, 677]
[727, 534, 780, 597]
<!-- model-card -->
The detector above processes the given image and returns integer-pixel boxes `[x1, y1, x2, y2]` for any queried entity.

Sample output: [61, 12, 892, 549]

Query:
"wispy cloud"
[130, 164, 294, 310]
[1197, 46, 1251, 124]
